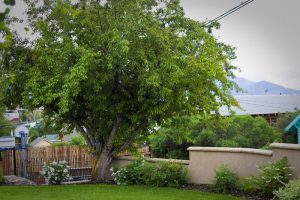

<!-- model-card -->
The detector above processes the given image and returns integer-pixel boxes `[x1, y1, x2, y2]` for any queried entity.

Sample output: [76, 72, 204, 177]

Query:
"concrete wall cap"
[187, 147, 273, 156]
[115, 156, 190, 165]
[271, 143, 300, 150]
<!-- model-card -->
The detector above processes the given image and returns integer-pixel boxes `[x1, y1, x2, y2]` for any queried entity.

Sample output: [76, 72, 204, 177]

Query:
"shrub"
[256, 157, 291, 197]
[0, 167, 4, 184]
[194, 129, 217, 147]
[112, 158, 188, 187]
[68, 136, 86, 146]
[144, 161, 188, 187]
[111, 158, 150, 185]
[150, 134, 191, 160]
[41, 160, 70, 185]
[274, 180, 300, 200]
[212, 166, 240, 193]
[239, 176, 258, 193]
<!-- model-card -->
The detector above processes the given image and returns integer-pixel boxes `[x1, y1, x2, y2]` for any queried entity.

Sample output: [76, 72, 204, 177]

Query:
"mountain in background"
[232, 77, 300, 95]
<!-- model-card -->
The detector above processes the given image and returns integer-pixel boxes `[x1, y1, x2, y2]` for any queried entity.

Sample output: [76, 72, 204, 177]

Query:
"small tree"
[1, 0, 238, 182]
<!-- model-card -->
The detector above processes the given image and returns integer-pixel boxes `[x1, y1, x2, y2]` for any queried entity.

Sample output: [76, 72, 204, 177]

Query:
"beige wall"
[113, 143, 300, 185]
[270, 143, 300, 178]
[188, 143, 300, 184]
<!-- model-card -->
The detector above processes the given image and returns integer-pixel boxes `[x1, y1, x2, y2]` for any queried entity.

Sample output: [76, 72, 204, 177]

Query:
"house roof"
[220, 94, 300, 116]
[45, 134, 59, 142]
[30, 137, 51, 147]
[0, 136, 15, 148]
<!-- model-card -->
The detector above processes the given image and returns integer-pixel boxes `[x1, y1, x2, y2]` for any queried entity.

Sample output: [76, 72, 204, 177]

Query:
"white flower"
[61, 160, 67, 164]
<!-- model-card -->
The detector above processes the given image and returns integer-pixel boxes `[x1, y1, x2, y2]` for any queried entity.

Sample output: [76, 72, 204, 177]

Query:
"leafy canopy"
[150, 115, 280, 159]
[2, 0, 237, 154]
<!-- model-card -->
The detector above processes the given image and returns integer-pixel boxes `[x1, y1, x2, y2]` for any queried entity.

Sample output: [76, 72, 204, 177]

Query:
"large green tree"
[1, 0, 238, 181]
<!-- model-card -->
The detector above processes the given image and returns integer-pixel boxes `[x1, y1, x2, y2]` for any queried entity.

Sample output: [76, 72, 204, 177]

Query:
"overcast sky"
[2, 0, 300, 90]
[181, 0, 300, 90]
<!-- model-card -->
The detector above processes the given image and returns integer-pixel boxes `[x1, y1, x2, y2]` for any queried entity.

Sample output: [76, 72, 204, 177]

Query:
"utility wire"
[204, 0, 254, 26]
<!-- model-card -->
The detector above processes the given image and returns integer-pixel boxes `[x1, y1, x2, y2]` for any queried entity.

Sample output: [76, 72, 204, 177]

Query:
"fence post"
[13, 147, 17, 175]
[20, 131, 27, 178]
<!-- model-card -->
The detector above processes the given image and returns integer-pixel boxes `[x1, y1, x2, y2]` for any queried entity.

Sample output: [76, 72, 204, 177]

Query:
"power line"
[204, 0, 255, 26]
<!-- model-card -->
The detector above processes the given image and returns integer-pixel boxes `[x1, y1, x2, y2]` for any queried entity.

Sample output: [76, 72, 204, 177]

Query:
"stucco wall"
[187, 147, 272, 184]
[188, 143, 300, 184]
[112, 143, 300, 185]
[270, 143, 300, 178]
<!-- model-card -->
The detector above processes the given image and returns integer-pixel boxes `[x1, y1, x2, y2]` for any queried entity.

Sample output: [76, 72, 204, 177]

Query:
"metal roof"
[0, 136, 16, 148]
[220, 95, 300, 116]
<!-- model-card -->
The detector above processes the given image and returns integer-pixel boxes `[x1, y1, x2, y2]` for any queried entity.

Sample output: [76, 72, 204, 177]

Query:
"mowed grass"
[0, 184, 244, 200]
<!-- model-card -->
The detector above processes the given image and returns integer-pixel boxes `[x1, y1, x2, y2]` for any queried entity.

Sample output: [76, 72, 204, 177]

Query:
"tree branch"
[73, 120, 93, 147]
[105, 116, 122, 151]
[110, 120, 148, 156]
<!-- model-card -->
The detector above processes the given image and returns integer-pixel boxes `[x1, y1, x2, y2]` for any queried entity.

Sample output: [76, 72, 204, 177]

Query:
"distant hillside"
[232, 77, 255, 95]
[232, 78, 300, 95]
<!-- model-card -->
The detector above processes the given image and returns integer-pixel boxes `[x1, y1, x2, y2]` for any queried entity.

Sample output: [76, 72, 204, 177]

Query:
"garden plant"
[212, 165, 240, 193]
[112, 158, 188, 187]
[41, 160, 70, 185]
[240, 157, 291, 197]
[274, 179, 300, 200]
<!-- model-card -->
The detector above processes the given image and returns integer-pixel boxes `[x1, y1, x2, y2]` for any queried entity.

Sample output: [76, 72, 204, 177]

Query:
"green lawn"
[0, 184, 244, 200]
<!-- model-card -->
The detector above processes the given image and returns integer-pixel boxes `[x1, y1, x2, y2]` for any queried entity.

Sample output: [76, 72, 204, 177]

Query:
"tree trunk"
[91, 150, 113, 182]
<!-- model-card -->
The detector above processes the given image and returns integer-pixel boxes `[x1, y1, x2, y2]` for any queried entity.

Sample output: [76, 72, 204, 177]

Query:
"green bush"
[194, 129, 217, 147]
[274, 180, 300, 200]
[239, 176, 258, 193]
[144, 161, 188, 187]
[150, 134, 191, 160]
[212, 166, 240, 193]
[0, 167, 4, 184]
[111, 158, 188, 187]
[248, 157, 291, 197]
[111, 158, 150, 185]
[68, 136, 86, 146]
[240, 158, 291, 197]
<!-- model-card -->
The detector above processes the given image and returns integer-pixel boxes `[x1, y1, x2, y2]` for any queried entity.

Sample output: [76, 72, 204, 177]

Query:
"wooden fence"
[0, 149, 22, 177]
[0, 146, 150, 184]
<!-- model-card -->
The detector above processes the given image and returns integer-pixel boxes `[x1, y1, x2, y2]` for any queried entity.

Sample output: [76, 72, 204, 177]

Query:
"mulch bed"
[181, 184, 271, 200]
